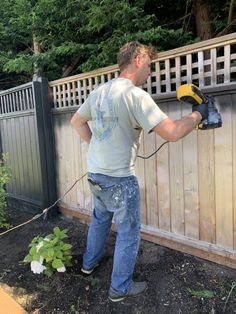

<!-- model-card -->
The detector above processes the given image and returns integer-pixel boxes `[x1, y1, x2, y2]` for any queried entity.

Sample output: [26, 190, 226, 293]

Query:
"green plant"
[209, 307, 216, 314]
[0, 153, 12, 229]
[187, 288, 215, 299]
[70, 304, 81, 314]
[23, 227, 73, 276]
[223, 281, 236, 312]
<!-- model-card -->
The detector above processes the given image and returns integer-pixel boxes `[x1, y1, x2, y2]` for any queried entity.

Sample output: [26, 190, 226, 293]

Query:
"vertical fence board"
[81, 141, 91, 211]
[24, 115, 33, 195]
[156, 103, 171, 231]
[168, 101, 185, 235]
[232, 94, 236, 250]
[71, 120, 82, 209]
[19, 116, 29, 197]
[70, 111, 92, 211]
[54, 114, 69, 204]
[14, 117, 25, 196]
[65, 114, 76, 205]
[198, 129, 216, 243]
[135, 134, 147, 225]
[69, 112, 80, 208]
[144, 130, 158, 227]
[182, 103, 199, 239]
[8, 118, 20, 195]
[62, 113, 73, 205]
[215, 95, 233, 248]
[71, 117, 89, 210]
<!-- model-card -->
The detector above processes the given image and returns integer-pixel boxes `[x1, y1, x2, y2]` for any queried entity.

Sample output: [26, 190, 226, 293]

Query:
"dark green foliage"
[0, 0, 234, 87]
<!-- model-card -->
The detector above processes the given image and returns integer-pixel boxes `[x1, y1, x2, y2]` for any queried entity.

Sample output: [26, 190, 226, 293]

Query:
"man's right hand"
[192, 103, 208, 120]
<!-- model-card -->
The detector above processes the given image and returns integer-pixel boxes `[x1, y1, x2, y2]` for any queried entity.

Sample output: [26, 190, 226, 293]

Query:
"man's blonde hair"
[117, 41, 156, 71]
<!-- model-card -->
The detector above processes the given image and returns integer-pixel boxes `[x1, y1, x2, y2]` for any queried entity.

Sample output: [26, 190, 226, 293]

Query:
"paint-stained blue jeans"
[83, 172, 141, 294]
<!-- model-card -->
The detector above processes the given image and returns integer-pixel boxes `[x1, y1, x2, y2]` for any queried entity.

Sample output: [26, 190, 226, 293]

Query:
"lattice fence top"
[0, 83, 35, 115]
[49, 33, 236, 110]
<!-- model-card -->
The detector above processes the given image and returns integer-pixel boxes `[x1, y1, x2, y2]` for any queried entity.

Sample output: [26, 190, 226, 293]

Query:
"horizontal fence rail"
[50, 33, 236, 109]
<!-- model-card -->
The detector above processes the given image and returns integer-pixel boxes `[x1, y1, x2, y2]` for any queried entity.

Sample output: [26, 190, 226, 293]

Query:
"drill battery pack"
[176, 84, 206, 105]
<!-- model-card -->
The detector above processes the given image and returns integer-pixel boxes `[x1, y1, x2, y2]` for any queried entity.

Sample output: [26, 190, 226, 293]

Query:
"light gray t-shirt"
[78, 78, 168, 177]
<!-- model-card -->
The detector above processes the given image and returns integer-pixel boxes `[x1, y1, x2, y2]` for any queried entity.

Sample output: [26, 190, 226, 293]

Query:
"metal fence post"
[33, 76, 58, 217]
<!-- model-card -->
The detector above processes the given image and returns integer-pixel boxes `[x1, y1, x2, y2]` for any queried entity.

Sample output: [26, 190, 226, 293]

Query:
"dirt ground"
[0, 207, 236, 314]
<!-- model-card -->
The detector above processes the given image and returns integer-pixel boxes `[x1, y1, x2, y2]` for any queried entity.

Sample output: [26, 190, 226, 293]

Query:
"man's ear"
[134, 55, 142, 68]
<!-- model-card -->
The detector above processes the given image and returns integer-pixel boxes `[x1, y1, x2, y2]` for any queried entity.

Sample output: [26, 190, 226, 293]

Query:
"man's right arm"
[153, 111, 202, 142]
[71, 112, 92, 144]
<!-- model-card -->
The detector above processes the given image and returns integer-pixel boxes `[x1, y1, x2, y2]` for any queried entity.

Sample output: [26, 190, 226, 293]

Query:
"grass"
[187, 288, 215, 299]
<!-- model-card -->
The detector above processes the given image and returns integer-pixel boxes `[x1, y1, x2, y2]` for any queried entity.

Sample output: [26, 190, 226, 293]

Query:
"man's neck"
[119, 68, 138, 86]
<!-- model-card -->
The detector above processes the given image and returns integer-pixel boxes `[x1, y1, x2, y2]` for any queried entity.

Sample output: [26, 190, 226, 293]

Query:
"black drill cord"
[137, 141, 169, 159]
[0, 173, 88, 236]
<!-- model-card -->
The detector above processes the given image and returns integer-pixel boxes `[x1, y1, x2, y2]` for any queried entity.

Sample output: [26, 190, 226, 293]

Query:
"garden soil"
[0, 207, 236, 314]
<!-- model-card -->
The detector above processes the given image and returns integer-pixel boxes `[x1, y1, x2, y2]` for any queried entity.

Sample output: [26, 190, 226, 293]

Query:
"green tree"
[144, 0, 235, 39]
[0, 0, 94, 80]
[0, 0, 193, 82]
[0, 0, 234, 87]
[78, 0, 194, 72]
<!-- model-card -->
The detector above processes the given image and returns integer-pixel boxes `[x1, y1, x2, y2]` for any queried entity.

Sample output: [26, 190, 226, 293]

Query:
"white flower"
[57, 266, 66, 273]
[30, 260, 46, 274]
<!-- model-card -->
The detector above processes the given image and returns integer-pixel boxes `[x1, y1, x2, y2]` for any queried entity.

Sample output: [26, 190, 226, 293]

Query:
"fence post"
[33, 76, 58, 217]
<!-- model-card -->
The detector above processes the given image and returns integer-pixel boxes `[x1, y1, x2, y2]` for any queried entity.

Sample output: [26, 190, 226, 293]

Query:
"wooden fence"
[49, 33, 236, 268]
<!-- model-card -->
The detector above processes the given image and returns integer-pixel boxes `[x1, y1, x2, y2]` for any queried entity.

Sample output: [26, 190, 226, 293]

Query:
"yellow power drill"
[177, 84, 222, 130]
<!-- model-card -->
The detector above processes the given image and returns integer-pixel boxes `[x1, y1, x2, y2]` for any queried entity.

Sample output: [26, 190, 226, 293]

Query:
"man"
[71, 41, 208, 302]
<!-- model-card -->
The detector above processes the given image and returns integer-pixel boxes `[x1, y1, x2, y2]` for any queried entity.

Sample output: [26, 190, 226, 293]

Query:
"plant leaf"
[61, 243, 72, 251]
[52, 258, 64, 269]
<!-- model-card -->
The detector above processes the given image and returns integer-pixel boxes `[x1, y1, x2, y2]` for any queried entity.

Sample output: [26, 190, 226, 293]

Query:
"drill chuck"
[198, 96, 222, 130]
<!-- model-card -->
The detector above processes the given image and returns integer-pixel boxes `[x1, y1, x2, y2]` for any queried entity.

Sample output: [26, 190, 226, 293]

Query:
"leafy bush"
[0, 153, 12, 229]
[23, 227, 73, 276]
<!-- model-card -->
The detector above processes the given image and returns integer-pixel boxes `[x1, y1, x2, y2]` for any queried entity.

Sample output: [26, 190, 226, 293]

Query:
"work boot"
[108, 281, 147, 302]
[81, 263, 99, 275]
